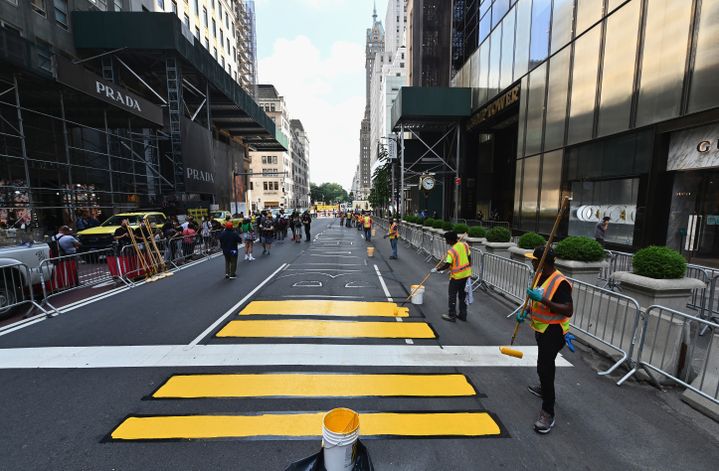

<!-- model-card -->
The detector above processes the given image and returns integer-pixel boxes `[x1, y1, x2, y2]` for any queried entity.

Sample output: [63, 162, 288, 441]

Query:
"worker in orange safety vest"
[431, 231, 472, 322]
[517, 245, 574, 435]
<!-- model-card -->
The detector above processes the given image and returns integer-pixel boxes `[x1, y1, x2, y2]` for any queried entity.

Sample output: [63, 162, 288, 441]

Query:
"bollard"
[367, 247, 375, 257]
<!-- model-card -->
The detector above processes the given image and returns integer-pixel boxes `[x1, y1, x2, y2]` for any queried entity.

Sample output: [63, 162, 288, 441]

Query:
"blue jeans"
[390, 238, 398, 257]
[364, 228, 371, 241]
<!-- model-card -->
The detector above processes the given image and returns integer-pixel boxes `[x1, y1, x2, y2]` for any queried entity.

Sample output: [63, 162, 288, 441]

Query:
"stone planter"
[608, 272, 705, 380]
[465, 237, 487, 253]
[555, 259, 608, 285]
[509, 246, 533, 265]
[610, 272, 705, 313]
[682, 330, 719, 421]
[483, 242, 516, 259]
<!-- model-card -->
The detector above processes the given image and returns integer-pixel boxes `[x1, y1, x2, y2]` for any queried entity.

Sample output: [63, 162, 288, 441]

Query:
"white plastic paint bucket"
[410, 284, 425, 305]
[371, 229, 377, 237]
[367, 247, 375, 257]
[322, 408, 360, 471]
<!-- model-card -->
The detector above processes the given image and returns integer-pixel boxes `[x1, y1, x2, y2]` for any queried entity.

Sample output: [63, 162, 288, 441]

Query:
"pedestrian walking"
[219, 222, 242, 279]
[301, 210, 312, 241]
[182, 222, 197, 258]
[594, 216, 610, 246]
[261, 213, 275, 255]
[201, 217, 213, 253]
[431, 231, 472, 323]
[340, 211, 345, 227]
[290, 210, 301, 243]
[517, 246, 574, 434]
[385, 218, 399, 259]
[240, 217, 256, 261]
[363, 212, 373, 241]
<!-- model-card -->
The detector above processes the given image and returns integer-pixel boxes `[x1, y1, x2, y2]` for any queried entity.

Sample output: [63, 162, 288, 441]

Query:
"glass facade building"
[451, 0, 719, 261]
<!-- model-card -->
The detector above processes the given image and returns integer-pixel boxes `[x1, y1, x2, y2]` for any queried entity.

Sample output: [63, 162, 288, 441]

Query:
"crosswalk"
[109, 299, 507, 441]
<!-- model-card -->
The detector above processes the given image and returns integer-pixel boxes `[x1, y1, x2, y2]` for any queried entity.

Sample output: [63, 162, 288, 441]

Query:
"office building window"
[567, 25, 601, 145]
[576, 0, 604, 37]
[263, 182, 268, 191]
[202, 7, 208, 26]
[157, 0, 164, 9]
[688, 0, 719, 113]
[529, 0, 551, 69]
[220, 29, 223, 44]
[221, 56, 225, 67]
[194, 26, 200, 38]
[544, 48, 570, 151]
[225, 12, 229, 29]
[514, 0, 531, 81]
[212, 19, 216, 37]
[183, 14, 190, 29]
[204, 36, 209, 48]
[636, 0, 693, 126]
[171, 1, 177, 14]
[213, 47, 217, 59]
[521, 155, 540, 231]
[218, 1, 222, 17]
[31, 0, 46, 16]
[525, 62, 547, 156]
[538, 150, 563, 233]
[54, 0, 68, 28]
[551, 0, 575, 55]
[597, 0, 640, 137]
[226, 38, 230, 52]
[193, 0, 198, 15]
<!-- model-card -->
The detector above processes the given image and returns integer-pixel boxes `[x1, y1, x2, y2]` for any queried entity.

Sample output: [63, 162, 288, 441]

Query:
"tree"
[368, 153, 392, 212]
[309, 182, 349, 203]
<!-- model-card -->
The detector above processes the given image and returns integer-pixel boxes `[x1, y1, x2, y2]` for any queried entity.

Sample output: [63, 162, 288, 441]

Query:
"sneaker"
[441, 314, 457, 322]
[528, 385, 543, 399]
[533, 410, 555, 434]
[249, 255, 255, 261]
[225, 274, 230, 279]
[457, 315, 467, 322]
[229, 275, 237, 279]
[389, 256, 397, 260]
[244, 254, 249, 260]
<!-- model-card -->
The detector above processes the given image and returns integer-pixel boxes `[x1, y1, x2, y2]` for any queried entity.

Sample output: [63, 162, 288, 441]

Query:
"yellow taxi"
[211, 210, 242, 228]
[77, 211, 167, 250]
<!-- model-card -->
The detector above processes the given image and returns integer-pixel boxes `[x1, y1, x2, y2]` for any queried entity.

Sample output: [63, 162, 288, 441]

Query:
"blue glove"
[527, 288, 544, 302]
[516, 309, 529, 323]
[564, 333, 576, 353]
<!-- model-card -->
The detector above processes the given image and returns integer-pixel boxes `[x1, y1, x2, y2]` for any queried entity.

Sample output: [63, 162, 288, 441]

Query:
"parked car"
[210, 211, 242, 228]
[0, 244, 52, 317]
[76, 212, 167, 250]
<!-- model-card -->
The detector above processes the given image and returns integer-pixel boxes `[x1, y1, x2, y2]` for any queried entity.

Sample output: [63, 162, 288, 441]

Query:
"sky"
[254, 0, 383, 191]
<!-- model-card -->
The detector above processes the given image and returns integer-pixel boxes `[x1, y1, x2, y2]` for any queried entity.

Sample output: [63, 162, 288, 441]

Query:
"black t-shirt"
[114, 226, 130, 246]
[536, 270, 573, 305]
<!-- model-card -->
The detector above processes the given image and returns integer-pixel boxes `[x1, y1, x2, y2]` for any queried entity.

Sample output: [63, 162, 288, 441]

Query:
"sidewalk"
[366, 226, 719, 470]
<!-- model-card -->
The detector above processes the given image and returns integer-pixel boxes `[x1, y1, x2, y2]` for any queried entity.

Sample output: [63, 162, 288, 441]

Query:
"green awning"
[72, 12, 286, 152]
[391, 87, 472, 131]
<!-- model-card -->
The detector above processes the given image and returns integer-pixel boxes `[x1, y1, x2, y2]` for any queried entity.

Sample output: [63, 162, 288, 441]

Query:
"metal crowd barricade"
[430, 233, 446, 262]
[603, 250, 634, 290]
[569, 277, 643, 376]
[38, 247, 120, 313]
[0, 261, 48, 317]
[476, 252, 533, 305]
[618, 305, 719, 408]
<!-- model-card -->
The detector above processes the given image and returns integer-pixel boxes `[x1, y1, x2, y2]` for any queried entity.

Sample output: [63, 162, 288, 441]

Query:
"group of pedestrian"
[218, 209, 313, 279]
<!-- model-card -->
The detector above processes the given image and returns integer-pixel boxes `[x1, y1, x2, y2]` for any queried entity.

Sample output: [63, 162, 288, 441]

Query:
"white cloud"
[259, 35, 365, 190]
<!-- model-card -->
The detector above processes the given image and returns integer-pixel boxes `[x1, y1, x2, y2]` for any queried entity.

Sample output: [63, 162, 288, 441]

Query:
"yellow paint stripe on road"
[215, 319, 435, 339]
[239, 300, 409, 317]
[153, 373, 476, 398]
[111, 412, 501, 440]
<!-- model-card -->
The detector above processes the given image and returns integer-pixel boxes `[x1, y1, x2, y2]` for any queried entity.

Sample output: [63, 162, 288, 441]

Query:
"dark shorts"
[262, 235, 274, 244]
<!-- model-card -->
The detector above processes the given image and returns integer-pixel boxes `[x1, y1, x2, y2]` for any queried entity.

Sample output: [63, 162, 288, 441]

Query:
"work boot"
[457, 314, 467, 322]
[528, 384, 543, 399]
[533, 410, 555, 434]
[441, 314, 457, 322]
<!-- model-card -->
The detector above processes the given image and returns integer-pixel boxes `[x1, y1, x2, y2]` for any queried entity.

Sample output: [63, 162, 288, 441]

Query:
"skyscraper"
[358, 5, 385, 199]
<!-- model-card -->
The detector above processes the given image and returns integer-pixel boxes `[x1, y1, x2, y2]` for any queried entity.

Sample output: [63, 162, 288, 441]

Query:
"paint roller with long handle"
[500, 196, 570, 359]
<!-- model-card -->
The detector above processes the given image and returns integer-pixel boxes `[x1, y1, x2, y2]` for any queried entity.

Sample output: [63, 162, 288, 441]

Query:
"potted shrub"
[453, 223, 469, 235]
[422, 217, 434, 227]
[430, 219, 445, 233]
[441, 220, 454, 231]
[611, 246, 704, 312]
[554, 236, 608, 284]
[484, 226, 515, 258]
[610, 246, 705, 385]
[510, 232, 546, 264]
[466, 226, 487, 250]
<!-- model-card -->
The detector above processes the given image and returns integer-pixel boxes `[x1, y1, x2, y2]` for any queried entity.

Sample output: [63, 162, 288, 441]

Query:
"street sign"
[455, 177, 461, 185]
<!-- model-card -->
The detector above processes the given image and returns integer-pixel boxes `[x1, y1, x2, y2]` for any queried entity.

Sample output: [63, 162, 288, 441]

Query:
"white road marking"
[188, 263, 287, 346]
[0, 344, 572, 369]
[292, 281, 323, 287]
[373, 264, 393, 302]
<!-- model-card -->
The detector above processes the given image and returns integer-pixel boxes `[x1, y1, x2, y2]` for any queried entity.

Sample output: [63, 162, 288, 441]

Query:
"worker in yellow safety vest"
[431, 231, 472, 322]
[517, 245, 574, 435]
[384, 218, 399, 259]
[363, 213, 373, 241]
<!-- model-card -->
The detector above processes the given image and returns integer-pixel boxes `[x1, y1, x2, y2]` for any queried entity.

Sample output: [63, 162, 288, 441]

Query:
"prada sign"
[466, 83, 520, 131]
[186, 167, 215, 184]
[56, 57, 164, 126]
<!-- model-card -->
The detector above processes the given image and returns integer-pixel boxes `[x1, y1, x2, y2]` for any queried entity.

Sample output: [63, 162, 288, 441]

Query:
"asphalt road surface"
[0, 218, 717, 470]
